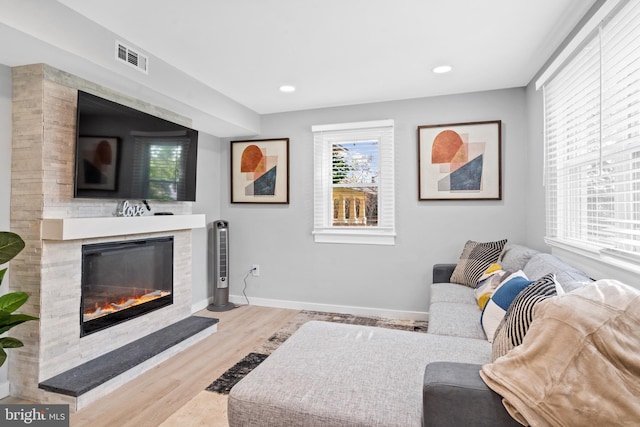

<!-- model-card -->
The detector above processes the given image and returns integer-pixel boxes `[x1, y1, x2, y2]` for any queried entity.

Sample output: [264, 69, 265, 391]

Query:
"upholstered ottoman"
[228, 321, 491, 427]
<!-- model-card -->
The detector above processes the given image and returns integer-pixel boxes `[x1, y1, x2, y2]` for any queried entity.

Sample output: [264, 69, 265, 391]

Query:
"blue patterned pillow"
[481, 276, 531, 342]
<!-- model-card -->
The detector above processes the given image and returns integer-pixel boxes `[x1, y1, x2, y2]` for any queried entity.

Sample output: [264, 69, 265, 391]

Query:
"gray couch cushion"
[428, 301, 488, 341]
[228, 321, 492, 427]
[523, 253, 592, 286]
[430, 283, 477, 305]
[500, 243, 539, 272]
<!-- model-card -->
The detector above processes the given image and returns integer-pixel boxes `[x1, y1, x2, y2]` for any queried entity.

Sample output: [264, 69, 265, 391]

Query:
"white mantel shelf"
[41, 214, 205, 241]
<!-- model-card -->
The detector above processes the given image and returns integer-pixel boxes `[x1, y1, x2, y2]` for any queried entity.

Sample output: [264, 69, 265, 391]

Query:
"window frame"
[312, 120, 395, 245]
[539, 0, 640, 280]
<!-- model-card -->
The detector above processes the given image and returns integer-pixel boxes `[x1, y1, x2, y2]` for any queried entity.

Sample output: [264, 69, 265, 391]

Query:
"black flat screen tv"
[74, 90, 198, 201]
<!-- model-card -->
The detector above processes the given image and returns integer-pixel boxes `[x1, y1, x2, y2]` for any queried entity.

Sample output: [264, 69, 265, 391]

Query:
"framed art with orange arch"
[230, 138, 290, 204]
[418, 120, 501, 201]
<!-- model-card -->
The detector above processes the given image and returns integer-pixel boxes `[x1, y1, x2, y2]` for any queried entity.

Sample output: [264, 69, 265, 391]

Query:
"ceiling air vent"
[116, 41, 148, 74]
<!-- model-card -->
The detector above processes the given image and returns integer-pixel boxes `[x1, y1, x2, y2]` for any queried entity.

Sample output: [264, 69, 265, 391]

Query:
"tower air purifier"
[207, 220, 235, 311]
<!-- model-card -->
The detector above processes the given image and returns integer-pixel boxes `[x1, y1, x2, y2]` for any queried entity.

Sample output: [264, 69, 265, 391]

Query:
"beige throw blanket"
[480, 279, 640, 426]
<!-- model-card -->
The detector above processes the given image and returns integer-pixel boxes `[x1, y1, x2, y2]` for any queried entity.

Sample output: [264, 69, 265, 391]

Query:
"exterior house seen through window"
[332, 140, 379, 226]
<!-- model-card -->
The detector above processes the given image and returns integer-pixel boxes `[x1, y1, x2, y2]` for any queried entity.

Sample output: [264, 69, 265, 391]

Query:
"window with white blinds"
[544, 0, 640, 264]
[312, 120, 395, 245]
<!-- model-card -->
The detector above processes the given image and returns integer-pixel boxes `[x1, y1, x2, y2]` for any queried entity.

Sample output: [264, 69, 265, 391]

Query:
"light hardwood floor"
[1, 305, 301, 427]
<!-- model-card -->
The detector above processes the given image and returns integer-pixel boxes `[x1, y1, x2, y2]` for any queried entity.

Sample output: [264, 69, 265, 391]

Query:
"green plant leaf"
[0, 232, 25, 265]
[0, 233, 25, 266]
[0, 313, 39, 335]
[0, 292, 28, 313]
[0, 337, 23, 348]
[0, 232, 35, 368]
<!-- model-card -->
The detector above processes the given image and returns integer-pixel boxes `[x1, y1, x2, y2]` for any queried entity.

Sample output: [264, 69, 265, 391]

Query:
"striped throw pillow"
[492, 273, 563, 361]
[481, 275, 532, 342]
[450, 239, 508, 287]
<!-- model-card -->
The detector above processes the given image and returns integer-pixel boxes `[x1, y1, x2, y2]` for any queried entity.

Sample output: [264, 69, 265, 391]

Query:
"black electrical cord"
[242, 269, 252, 305]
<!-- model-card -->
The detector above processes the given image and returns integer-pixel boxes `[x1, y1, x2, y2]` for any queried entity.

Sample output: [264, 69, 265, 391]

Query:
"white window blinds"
[544, 0, 640, 262]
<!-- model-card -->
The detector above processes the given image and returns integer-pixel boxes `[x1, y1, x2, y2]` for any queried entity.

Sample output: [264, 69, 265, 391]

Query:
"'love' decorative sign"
[115, 200, 145, 217]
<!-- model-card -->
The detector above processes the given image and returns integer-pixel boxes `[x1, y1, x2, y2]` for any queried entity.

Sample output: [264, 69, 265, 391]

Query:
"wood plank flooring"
[1, 305, 300, 427]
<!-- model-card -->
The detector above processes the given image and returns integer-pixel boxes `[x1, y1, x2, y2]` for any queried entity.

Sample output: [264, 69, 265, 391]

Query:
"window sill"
[545, 237, 640, 287]
[313, 229, 396, 245]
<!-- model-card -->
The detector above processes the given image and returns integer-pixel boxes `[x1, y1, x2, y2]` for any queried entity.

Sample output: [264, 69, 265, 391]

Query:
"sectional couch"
[423, 244, 591, 426]
[227, 243, 637, 426]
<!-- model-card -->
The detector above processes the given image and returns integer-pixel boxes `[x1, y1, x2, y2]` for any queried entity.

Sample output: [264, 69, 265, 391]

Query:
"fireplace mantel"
[41, 214, 205, 240]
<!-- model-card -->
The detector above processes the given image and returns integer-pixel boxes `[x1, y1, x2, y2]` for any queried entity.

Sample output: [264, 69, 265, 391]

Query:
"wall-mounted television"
[74, 90, 198, 201]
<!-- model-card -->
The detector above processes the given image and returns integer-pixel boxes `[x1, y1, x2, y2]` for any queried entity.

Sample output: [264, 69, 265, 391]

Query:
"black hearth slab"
[39, 315, 219, 397]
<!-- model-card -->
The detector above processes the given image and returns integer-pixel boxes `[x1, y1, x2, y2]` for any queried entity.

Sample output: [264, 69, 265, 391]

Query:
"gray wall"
[192, 132, 222, 306]
[0, 64, 12, 394]
[525, 81, 547, 251]
[220, 88, 530, 316]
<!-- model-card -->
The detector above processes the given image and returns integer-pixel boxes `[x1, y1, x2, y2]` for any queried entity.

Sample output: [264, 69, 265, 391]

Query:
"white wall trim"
[228, 295, 428, 321]
[311, 119, 394, 132]
[312, 230, 396, 245]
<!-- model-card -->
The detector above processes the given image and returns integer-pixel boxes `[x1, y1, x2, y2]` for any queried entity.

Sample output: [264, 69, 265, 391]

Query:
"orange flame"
[84, 289, 170, 321]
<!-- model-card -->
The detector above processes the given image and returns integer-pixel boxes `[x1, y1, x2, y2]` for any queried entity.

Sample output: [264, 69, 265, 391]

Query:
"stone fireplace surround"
[9, 64, 210, 410]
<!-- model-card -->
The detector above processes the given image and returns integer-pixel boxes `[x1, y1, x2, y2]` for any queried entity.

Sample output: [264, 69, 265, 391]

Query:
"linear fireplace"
[81, 237, 174, 336]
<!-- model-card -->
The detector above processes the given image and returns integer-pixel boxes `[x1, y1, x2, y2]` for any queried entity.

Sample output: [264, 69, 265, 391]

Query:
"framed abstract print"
[230, 138, 290, 204]
[418, 120, 501, 200]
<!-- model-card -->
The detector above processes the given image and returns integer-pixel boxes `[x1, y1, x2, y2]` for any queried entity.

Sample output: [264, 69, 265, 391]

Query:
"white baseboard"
[228, 295, 429, 321]
[0, 380, 9, 399]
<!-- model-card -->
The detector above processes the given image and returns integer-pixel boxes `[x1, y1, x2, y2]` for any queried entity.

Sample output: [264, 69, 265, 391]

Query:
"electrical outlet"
[252, 264, 260, 276]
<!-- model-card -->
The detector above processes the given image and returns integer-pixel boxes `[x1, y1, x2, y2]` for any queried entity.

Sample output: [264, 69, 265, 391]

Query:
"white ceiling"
[54, 0, 597, 115]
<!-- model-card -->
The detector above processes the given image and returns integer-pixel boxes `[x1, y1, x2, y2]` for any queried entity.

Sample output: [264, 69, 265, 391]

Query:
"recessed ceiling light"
[279, 85, 296, 93]
[432, 65, 453, 74]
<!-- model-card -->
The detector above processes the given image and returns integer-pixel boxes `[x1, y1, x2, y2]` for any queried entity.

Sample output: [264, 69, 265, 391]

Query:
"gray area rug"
[205, 310, 428, 395]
